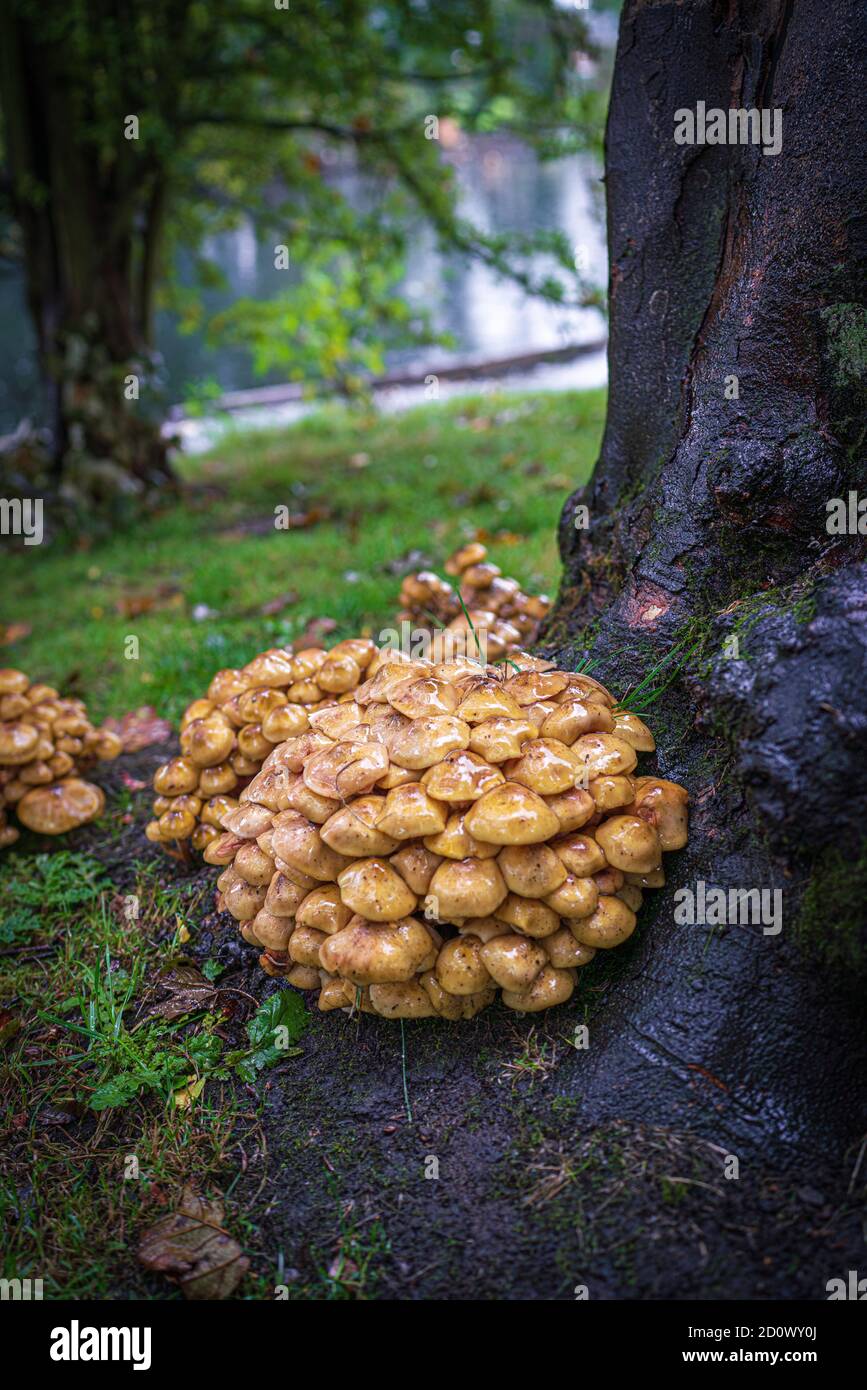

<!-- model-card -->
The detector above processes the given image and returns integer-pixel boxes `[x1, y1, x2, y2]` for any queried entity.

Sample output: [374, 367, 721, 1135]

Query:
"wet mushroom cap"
[203, 643, 688, 1018]
[17, 778, 105, 834]
[464, 782, 560, 845]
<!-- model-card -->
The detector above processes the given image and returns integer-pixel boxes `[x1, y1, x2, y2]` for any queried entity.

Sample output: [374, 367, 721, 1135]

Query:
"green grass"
[0, 387, 605, 1298]
[0, 390, 604, 722]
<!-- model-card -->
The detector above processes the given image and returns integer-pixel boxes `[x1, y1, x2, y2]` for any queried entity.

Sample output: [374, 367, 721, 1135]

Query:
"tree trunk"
[547, 0, 867, 1169]
[0, 8, 174, 525]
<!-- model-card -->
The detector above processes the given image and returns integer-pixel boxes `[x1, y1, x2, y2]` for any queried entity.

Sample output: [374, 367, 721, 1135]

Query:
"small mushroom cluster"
[0, 668, 121, 846]
[206, 649, 688, 1019]
[146, 640, 380, 856]
[398, 543, 550, 659]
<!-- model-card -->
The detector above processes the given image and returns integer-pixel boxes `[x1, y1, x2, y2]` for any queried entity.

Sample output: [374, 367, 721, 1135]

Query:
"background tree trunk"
[0, 8, 174, 520]
[547, 0, 866, 1167]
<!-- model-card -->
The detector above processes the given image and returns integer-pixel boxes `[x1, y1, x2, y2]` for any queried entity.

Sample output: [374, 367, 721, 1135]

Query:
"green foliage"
[794, 842, 867, 975]
[0, 389, 605, 721]
[2, 0, 608, 397]
[38, 949, 308, 1111]
[819, 302, 867, 388]
[0, 852, 108, 921]
[232, 991, 308, 1082]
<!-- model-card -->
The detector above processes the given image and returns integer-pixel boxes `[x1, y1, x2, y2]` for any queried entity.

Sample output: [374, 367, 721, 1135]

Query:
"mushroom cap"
[479, 933, 548, 991]
[541, 697, 615, 742]
[455, 680, 525, 724]
[296, 885, 354, 934]
[420, 971, 495, 1020]
[374, 782, 448, 840]
[589, 775, 635, 812]
[337, 858, 418, 921]
[0, 668, 29, 696]
[422, 811, 500, 861]
[369, 979, 438, 1018]
[302, 740, 389, 799]
[595, 815, 662, 874]
[427, 856, 508, 920]
[181, 715, 236, 768]
[572, 732, 638, 779]
[544, 787, 596, 833]
[552, 831, 607, 877]
[316, 652, 362, 694]
[503, 738, 580, 795]
[17, 778, 105, 834]
[288, 924, 327, 968]
[545, 929, 596, 969]
[464, 781, 560, 845]
[320, 915, 432, 984]
[613, 712, 656, 751]
[625, 777, 689, 850]
[390, 842, 443, 895]
[435, 935, 492, 995]
[570, 895, 637, 948]
[497, 843, 567, 898]
[234, 840, 276, 887]
[501, 965, 575, 1012]
[387, 676, 459, 719]
[495, 893, 560, 938]
[272, 812, 351, 882]
[468, 716, 537, 763]
[321, 796, 400, 856]
[389, 715, 471, 770]
[0, 721, 40, 765]
[544, 873, 598, 920]
[421, 750, 504, 802]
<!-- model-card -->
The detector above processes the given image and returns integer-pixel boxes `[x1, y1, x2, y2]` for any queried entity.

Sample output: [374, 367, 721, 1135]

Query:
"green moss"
[793, 840, 867, 974]
[820, 303, 867, 389]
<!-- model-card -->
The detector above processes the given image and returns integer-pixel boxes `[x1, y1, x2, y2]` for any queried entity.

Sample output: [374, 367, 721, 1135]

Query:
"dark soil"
[31, 745, 861, 1301]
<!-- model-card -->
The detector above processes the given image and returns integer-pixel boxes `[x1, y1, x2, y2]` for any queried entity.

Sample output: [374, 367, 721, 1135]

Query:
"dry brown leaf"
[294, 616, 337, 650]
[101, 706, 173, 751]
[114, 584, 183, 618]
[137, 1187, 249, 1299]
[0, 622, 31, 646]
[138, 965, 217, 1022]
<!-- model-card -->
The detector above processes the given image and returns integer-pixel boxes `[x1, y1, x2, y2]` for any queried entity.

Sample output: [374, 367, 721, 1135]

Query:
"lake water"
[0, 51, 612, 441]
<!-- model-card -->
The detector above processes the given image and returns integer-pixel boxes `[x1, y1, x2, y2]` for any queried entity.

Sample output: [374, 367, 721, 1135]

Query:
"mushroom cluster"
[397, 543, 550, 659]
[146, 639, 379, 856]
[0, 668, 121, 846]
[205, 648, 689, 1018]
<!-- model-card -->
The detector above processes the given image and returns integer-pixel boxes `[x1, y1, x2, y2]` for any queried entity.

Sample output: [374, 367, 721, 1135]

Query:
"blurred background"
[0, 0, 621, 717]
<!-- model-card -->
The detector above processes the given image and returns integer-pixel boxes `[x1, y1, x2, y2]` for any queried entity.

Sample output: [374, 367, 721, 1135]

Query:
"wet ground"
[41, 745, 863, 1301]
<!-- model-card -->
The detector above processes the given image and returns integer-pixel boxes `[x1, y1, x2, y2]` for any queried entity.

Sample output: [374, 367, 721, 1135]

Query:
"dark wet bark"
[0, 7, 174, 517]
[547, 0, 867, 1165]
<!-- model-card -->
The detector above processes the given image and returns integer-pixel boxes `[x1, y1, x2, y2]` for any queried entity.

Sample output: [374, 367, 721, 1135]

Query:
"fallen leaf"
[121, 771, 148, 792]
[137, 1187, 249, 1299]
[259, 590, 299, 617]
[138, 964, 216, 1022]
[115, 584, 183, 618]
[294, 616, 337, 650]
[101, 706, 173, 751]
[0, 622, 31, 646]
[173, 1076, 207, 1109]
[0, 1009, 20, 1047]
